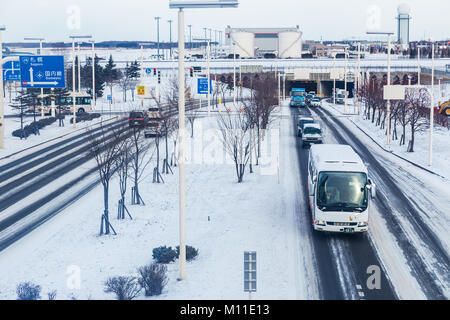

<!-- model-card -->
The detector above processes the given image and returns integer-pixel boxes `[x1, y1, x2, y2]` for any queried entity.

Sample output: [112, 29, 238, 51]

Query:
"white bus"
[307, 144, 376, 233]
[36, 92, 93, 115]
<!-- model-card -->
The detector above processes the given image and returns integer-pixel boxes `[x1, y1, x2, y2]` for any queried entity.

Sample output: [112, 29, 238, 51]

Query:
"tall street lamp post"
[0, 26, 6, 149]
[169, 0, 238, 281]
[155, 17, 161, 61]
[88, 40, 96, 106]
[168, 20, 173, 59]
[24, 37, 45, 119]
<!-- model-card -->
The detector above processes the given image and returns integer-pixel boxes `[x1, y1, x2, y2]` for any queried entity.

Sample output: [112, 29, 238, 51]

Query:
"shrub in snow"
[104, 276, 141, 300]
[176, 245, 199, 262]
[12, 129, 28, 139]
[70, 113, 101, 124]
[138, 263, 168, 297]
[152, 246, 177, 264]
[16, 282, 41, 300]
[47, 290, 57, 300]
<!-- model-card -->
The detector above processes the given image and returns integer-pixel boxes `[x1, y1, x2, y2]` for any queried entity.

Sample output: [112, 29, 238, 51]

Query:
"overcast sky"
[1, 0, 449, 43]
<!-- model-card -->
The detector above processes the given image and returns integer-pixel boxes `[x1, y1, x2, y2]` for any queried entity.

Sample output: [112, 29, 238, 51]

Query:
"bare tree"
[115, 129, 132, 220]
[89, 122, 125, 235]
[244, 73, 278, 163]
[129, 126, 154, 204]
[217, 111, 253, 183]
[406, 88, 429, 152]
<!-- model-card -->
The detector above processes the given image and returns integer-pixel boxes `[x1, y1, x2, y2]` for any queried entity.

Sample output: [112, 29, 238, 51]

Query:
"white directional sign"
[240, 65, 263, 73]
[383, 85, 406, 100]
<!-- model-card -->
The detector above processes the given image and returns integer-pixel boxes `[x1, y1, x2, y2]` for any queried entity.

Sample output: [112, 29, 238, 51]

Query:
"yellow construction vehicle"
[438, 101, 450, 116]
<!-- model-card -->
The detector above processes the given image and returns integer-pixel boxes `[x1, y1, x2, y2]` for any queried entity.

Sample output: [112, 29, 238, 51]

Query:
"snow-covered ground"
[0, 106, 317, 300]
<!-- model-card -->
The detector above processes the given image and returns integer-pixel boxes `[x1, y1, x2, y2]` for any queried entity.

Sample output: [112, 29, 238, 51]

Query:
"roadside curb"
[322, 101, 447, 180]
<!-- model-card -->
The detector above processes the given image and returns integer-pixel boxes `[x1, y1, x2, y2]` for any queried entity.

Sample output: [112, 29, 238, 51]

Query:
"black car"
[128, 111, 149, 127]
[305, 94, 314, 106]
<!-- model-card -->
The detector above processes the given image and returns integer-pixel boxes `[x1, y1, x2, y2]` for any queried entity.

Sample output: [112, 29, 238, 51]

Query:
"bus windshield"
[291, 91, 305, 97]
[316, 171, 368, 212]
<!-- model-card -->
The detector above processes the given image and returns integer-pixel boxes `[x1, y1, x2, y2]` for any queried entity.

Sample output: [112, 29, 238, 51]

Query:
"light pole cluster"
[69, 35, 92, 128]
[367, 31, 394, 149]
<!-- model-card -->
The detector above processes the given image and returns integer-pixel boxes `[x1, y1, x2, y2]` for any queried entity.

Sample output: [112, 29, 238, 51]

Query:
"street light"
[0, 25, 6, 149]
[168, 20, 173, 59]
[169, 0, 238, 281]
[429, 39, 435, 166]
[155, 17, 161, 61]
[88, 40, 96, 106]
[187, 25, 192, 50]
[24, 37, 46, 119]
[69, 35, 92, 128]
[416, 43, 429, 86]
[367, 31, 394, 149]
[344, 47, 348, 113]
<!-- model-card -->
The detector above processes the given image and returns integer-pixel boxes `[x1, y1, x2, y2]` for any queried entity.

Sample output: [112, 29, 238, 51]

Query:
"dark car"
[128, 111, 149, 127]
[305, 94, 314, 106]
[297, 117, 315, 137]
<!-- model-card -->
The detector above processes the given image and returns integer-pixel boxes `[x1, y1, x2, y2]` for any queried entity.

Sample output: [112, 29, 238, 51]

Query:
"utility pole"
[169, 0, 238, 282]
[188, 24, 192, 50]
[155, 17, 161, 61]
[429, 40, 435, 167]
[168, 20, 173, 59]
[344, 47, 348, 113]
[89, 40, 96, 106]
[0, 26, 5, 149]
[24, 37, 45, 119]
[333, 53, 336, 105]
[77, 42, 81, 93]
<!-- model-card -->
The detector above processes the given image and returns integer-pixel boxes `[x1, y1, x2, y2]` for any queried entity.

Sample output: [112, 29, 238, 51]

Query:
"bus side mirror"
[309, 175, 317, 196]
[368, 179, 376, 199]
[309, 182, 314, 196]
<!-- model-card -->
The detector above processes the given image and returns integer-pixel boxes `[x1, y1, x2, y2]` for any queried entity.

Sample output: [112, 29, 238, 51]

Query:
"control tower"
[397, 3, 411, 48]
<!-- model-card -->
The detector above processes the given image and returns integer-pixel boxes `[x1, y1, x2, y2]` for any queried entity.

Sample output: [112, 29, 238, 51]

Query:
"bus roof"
[292, 88, 306, 92]
[310, 144, 367, 173]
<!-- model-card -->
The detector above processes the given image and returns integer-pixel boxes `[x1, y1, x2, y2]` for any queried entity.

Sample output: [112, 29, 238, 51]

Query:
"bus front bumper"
[313, 222, 368, 233]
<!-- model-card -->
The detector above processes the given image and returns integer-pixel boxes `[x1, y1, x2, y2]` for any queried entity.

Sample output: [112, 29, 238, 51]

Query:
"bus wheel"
[77, 108, 85, 114]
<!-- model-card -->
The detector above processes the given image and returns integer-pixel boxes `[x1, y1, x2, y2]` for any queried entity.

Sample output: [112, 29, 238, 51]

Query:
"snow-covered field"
[0, 107, 316, 300]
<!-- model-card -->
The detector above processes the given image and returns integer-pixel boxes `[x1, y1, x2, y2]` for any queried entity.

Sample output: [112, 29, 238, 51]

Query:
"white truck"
[307, 144, 376, 233]
[334, 89, 347, 105]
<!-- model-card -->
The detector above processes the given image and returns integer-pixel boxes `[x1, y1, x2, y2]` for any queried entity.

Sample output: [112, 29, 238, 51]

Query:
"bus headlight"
[358, 222, 368, 227]
[315, 220, 326, 226]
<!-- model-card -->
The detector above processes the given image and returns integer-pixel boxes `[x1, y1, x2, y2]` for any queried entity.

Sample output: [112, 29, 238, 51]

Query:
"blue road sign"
[145, 68, 153, 75]
[2, 56, 21, 82]
[197, 78, 212, 94]
[107, 95, 112, 101]
[20, 55, 65, 88]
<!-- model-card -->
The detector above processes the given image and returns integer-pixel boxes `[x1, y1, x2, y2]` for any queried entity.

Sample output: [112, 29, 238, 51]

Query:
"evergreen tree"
[104, 54, 122, 97]
[82, 55, 105, 99]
